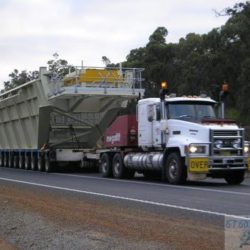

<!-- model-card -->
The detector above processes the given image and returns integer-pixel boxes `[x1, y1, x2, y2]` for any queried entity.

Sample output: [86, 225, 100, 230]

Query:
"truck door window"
[147, 105, 154, 122]
[156, 103, 161, 121]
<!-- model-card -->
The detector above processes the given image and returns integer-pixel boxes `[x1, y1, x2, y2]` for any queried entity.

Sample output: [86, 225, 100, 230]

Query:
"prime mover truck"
[0, 66, 249, 184]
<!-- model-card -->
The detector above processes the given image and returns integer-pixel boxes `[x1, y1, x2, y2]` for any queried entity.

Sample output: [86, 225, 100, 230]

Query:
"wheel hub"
[169, 160, 177, 179]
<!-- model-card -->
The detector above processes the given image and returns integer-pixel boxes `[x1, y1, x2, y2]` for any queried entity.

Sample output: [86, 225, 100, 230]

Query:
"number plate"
[220, 151, 231, 156]
[188, 158, 209, 173]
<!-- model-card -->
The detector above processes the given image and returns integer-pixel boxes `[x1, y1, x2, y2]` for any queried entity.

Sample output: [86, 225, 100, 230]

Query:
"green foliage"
[47, 55, 75, 80]
[3, 55, 74, 91]
[123, 1, 250, 124]
[4, 69, 38, 90]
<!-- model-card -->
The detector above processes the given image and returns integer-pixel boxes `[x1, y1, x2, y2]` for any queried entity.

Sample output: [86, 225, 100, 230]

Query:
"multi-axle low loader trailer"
[0, 66, 144, 172]
[0, 66, 249, 185]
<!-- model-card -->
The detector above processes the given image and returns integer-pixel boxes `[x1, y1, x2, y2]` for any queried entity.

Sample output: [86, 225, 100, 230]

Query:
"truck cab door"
[152, 103, 162, 147]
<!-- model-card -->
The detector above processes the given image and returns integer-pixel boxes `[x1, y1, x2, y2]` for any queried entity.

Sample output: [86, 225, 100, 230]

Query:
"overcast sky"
[0, 0, 241, 88]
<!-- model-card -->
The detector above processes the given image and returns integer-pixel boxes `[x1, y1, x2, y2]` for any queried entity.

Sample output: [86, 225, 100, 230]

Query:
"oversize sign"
[188, 158, 209, 173]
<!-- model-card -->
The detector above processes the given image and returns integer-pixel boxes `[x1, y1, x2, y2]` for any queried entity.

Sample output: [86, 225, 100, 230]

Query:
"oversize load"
[188, 158, 209, 173]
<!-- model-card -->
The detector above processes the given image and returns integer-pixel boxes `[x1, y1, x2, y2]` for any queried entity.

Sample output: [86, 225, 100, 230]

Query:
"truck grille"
[210, 129, 244, 157]
[213, 130, 238, 137]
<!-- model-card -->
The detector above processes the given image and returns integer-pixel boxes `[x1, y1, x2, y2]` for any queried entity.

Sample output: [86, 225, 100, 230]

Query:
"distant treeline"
[120, 2, 250, 124]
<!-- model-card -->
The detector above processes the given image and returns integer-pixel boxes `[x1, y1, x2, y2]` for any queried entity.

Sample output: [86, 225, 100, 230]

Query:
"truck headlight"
[214, 140, 223, 149]
[232, 139, 241, 149]
[244, 143, 250, 154]
[189, 144, 208, 155]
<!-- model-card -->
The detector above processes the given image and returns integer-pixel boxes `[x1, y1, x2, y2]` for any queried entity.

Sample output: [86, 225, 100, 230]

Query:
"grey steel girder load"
[0, 66, 144, 150]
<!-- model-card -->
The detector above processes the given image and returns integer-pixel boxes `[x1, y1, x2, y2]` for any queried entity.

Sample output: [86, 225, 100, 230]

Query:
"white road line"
[52, 173, 250, 197]
[0, 176, 249, 221]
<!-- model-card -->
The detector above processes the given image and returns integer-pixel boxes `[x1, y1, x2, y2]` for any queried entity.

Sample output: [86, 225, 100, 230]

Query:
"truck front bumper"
[187, 156, 250, 174]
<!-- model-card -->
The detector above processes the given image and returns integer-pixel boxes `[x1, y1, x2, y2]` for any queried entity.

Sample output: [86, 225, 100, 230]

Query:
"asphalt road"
[0, 166, 250, 220]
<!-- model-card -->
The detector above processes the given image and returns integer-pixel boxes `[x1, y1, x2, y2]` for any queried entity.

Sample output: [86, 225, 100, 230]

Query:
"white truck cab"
[134, 95, 250, 184]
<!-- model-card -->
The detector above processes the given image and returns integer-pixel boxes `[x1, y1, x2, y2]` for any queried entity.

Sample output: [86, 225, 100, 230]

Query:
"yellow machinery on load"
[64, 68, 124, 86]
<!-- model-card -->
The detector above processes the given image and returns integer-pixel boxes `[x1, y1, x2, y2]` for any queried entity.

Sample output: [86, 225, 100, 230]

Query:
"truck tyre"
[165, 152, 186, 185]
[38, 156, 44, 171]
[224, 171, 245, 185]
[112, 153, 134, 179]
[24, 155, 30, 170]
[100, 153, 112, 177]
[31, 155, 37, 171]
[112, 153, 125, 179]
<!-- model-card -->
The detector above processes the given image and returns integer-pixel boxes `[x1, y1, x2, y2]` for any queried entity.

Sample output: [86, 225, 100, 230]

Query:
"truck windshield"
[167, 102, 216, 122]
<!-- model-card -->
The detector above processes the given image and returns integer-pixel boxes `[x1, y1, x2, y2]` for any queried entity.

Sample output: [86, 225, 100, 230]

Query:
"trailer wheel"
[38, 155, 44, 172]
[13, 155, 19, 168]
[24, 155, 31, 170]
[19, 155, 24, 169]
[165, 152, 186, 185]
[100, 153, 112, 177]
[0, 153, 3, 167]
[224, 171, 245, 185]
[4, 153, 9, 167]
[8, 153, 13, 168]
[45, 156, 53, 173]
[31, 155, 37, 171]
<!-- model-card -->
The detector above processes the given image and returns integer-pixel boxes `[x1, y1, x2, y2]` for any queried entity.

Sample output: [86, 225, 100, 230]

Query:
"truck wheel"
[31, 155, 37, 171]
[165, 152, 186, 185]
[112, 153, 133, 179]
[38, 156, 44, 171]
[100, 153, 112, 177]
[224, 171, 245, 185]
[24, 155, 30, 170]
[112, 153, 124, 178]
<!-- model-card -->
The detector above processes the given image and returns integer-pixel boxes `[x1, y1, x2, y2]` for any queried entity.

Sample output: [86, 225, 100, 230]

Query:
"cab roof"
[138, 96, 216, 104]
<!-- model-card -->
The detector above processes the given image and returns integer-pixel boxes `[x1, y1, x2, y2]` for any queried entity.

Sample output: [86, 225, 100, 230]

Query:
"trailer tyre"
[4, 154, 9, 167]
[100, 153, 112, 177]
[38, 156, 44, 172]
[24, 155, 31, 170]
[0, 153, 3, 167]
[165, 152, 186, 185]
[224, 171, 245, 185]
[8, 154, 13, 168]
[19, 155, 24, 169]
[45, 157, 53, 173]
[0, 154, 3, 167]
[13, 155, 19, 168]
[31, 155, 37, 171]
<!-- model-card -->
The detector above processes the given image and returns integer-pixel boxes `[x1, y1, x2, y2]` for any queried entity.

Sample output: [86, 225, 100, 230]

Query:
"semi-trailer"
[0, 66, 144, 172]
[0, 66, 249, 184]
